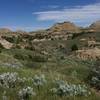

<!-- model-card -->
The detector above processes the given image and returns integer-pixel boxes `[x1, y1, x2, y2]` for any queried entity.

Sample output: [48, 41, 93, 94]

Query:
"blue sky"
[0, 0, 100, 31]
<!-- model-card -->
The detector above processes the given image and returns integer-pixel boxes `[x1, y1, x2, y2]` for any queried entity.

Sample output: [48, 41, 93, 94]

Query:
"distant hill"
[48, 21, 82, 33]
[89, 21, 100, 32]
[0, 21, 100, 34]
[0, 28, 12, 33]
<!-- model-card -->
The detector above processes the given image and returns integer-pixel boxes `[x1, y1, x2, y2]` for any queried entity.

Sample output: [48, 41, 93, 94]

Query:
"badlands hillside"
[48, 21, 81, 33]
[0, 21, 100, 100]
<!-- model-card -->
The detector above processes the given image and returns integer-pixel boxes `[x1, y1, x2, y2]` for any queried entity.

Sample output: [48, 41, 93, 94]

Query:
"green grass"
[0, 57, 100, 100]
[0, 31, 100, 99]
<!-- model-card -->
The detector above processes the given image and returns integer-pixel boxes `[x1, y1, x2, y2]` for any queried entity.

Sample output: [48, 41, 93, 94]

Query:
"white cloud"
[48, 5, 60, 9]
[33, 3, 100, 26]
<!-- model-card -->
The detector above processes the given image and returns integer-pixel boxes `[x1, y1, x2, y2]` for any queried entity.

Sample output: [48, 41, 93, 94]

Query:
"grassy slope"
[0, 32, 100, 99]
[0, 57, 100, 100]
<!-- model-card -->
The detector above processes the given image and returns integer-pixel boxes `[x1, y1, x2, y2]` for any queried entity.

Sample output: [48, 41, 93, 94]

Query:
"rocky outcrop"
[0, 38, 13, 49]
[76, 48, 100, 60]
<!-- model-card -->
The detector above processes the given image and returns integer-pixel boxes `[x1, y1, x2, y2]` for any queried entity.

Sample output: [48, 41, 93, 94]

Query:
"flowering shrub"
[0, 72, 25, 88]
[89, 70, 100, 89]
[50, 80, 90, 97]
[88, 59, 100, 90]
[0, 72, 19, 88]
[0, 62, 23, 68]
[18, 86, 36, 100]
[33, 74, 47, 89]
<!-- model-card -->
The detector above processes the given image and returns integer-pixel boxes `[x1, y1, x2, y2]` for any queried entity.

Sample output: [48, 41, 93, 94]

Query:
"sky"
[0, 0, 100, 31]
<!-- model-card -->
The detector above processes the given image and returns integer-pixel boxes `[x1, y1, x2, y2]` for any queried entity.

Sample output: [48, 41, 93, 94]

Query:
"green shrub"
[87, 59, 100, 90]
[0, 43, 5, 53]
[71, 44, 78, 51]
[32, 55, 47, 62]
